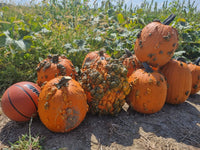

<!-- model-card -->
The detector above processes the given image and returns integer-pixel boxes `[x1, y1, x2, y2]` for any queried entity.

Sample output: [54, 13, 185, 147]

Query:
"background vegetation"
[0, 0, 200, 95]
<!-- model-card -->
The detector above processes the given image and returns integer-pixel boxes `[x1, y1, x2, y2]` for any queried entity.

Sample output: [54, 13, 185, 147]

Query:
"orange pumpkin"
[134, 14, 179, 67]
[36, 54, 77, 86]
[80, 57, 130, 115]
[38, 76, 88, 132]
[127, 67, 167, 114]
[82, 49, 110, 68]
[160, 59, 192, 104]
[187, 62, 200, 95]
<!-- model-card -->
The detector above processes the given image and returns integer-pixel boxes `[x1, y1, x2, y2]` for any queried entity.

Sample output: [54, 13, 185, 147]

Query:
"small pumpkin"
[127, 63, 167, 114]
[36, 54, 77, 86]
[38, 76, 88, 133]
[134, 14, 179, 67]
[187, 57, 200, 95]
[160, 59, 192, 104]
[121, 49, 142, 77]
[80, 57, 130, 115]
[82, 49, 110, 68]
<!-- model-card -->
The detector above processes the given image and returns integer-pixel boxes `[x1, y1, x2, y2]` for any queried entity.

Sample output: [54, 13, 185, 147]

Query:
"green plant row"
[0, 0, 200, 95]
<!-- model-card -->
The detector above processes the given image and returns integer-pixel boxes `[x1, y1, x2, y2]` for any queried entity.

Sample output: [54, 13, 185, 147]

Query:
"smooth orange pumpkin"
[127, 68, 167, 114]
[36, 54, 77, 86]
[160, 59, 192, 104]
[187, 63, 200, 95]
[38, 76, 88, 132]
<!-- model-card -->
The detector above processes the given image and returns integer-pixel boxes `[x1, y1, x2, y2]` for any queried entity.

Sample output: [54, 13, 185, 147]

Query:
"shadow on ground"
[0, 93, 200, 150]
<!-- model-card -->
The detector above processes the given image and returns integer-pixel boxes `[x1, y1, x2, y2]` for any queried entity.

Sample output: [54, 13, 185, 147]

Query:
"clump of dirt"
[0, 92, 200, 150]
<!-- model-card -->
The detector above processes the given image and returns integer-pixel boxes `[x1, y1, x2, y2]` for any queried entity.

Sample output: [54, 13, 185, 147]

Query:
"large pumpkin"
[160, 59, 192, 104]
[80, 57, 130, 115]
[38, 76, 88, 133]
[127, 66, 167, 114]
[36, 54, 77, 86]
[134, 14, 179, 67]
[187, 61, 200, 95]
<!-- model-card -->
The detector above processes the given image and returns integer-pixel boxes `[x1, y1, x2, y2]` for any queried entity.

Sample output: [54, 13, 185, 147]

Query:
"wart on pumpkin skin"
[44, 102, 49, 110]
[159, 50, 163, 54]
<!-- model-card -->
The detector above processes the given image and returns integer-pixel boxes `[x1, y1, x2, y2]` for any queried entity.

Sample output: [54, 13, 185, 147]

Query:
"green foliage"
[9, 118, 43, 150]
[9, 134, 42, 150]
[0, 0, 200, 94]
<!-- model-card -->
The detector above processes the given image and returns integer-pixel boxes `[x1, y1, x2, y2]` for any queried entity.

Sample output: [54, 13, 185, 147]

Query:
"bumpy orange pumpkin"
[134, 14, 179, 67]
[187, 62, 200, 95]
[38, 76, 88, 133]
[82, 49, 110, 68]
[121, 49, 142, 77]
[127, 66, 167, 114]
[80, 57, 130, 115]
[36, 54, 77, 86]
[160, 59, 192, 104]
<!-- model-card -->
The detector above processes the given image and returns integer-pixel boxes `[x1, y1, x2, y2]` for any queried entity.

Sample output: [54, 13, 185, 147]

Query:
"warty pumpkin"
[160, 59, 192, 104]
[134, 14, 179, 67]
[80, 57, 130, 115]
[36, 54, 77, 86]
[127, 63, 167, 114]
[187, 57, 200, 95]
[38, 76, 88, 133]
[121, 49, 142, 77]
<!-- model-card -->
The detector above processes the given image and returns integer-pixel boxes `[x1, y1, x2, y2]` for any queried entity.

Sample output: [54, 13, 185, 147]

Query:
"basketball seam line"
[14, 85, 38, 111]
[7, 89, 30, 119]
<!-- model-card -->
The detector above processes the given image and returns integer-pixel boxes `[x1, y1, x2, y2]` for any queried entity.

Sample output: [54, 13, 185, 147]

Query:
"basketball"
[1, 81, 41, 122]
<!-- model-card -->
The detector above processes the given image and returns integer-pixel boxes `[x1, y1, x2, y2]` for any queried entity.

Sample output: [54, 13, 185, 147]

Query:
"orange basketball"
[1, 81, 41, 122]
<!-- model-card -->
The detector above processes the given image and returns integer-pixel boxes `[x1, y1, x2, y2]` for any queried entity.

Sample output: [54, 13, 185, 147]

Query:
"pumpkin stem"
[55, 76, 72, 89]
[162, 14, 176, 25]
[142, 62, 153, 73]
[153, 19, 161, 23]
[176, 57, 187, 63]
[124, 48, 132, 57]
[194, 57, 200, 66]
[99, 48, 106, 60]
[47, 54, 52, 59]
[52, 54, 59, 63]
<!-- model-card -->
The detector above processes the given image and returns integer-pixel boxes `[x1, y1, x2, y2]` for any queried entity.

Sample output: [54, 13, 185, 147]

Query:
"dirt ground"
[0, 91, 200, 150]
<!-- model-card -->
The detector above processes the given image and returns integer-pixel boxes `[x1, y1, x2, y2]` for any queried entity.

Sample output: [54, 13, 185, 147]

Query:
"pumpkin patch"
[1, 13, 199, 134]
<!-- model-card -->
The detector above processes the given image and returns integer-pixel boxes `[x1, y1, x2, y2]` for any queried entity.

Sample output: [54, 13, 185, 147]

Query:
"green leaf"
[117, 13, 125, 24]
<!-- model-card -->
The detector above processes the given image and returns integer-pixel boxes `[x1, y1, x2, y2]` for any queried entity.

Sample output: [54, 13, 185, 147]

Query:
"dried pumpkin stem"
[99, 48, 106, 60]
[52, 54, 59, 63]
[124, 48, 132, 57]
[55, 76, 72, 89]
[194, 57, 200, 65]
[142, 62, 153, 73]
[176, 57, 187, 63]
[162, 14, 176, 25]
